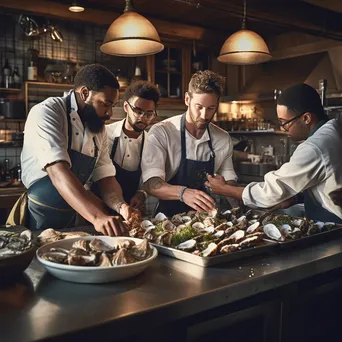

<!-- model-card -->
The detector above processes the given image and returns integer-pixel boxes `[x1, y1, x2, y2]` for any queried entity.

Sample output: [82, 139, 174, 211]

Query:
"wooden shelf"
[0, 118, 25, 122]
[0, 87, 21, 92]
[156, 70, 182, 75]
[25, 81, 74, 88]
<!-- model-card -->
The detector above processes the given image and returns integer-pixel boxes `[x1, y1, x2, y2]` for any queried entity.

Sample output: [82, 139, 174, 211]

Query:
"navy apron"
[157, 114, 215, 217]
[110, 121, 144, 204]
[27, 92, 99, 230]
[303, 120, 342, 223]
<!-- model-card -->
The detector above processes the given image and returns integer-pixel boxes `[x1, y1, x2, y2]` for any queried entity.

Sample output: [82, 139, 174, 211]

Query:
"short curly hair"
[74, 64, 119, 91]
[123, 80, 160, 105]
[188, 70, 225, 98]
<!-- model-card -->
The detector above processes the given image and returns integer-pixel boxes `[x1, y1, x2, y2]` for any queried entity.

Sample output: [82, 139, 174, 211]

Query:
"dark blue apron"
[157, 113, 215, 217]
[303, 119, 342, 223]
[27, 92, 99, 230]
[110, 120, 144, 204]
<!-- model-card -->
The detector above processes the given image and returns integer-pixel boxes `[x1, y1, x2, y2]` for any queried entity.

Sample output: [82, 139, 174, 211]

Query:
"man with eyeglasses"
[142, 70, 237, 217]
[206, 83, 342, 223]
[104, 81, 159, 214]
[17, 64, 138, 235]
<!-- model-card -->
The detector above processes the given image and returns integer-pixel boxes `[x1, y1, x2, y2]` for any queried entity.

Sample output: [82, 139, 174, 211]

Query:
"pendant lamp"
[218, 0, 271, 65]
[100, 0, 164, 57]
[69, 1, 85, 13]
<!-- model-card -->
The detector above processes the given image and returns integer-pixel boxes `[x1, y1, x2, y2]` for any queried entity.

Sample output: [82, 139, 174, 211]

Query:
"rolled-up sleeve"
[216, 135, 238, 181]
[92, 130, 116, 182]
[141, 125, 167, 182]
[31, 103, 71, 170]
[242, 142, 325, 208]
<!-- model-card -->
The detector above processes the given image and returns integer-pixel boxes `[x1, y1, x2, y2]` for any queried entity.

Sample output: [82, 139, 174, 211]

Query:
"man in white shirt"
[21, 64, 138, 234]
[103, 81, 159, 213]
[142, 70, 237, 217]
[206, 83, 342, 223]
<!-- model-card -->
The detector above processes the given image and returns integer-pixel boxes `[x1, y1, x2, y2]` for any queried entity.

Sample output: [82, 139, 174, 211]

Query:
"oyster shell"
[213, 230, 224, 238]
[171, 215, 183, 226]
[192, 222, 205, 230]
[280, 224, 292, 236]
[20, 230, 32, 241]
[156, 232, 173, 246]
[226, 230, 245, 243]
[155, 212, 168, 222]
[38, 228, 62, 245]
[72, 239, 89, 252]
[176, 239, 196, 251]
[287, 227, 302, 239]
[246, 222, 261, 234]
[292, 218, 303, 227]
[98, 252, 112, 267]
[214, 222, 229, 231]
[141, 220, 154, 229]
[130, 239, 153, 260]
[117, 239, 136, 249]
[181, 216, 192, 224]
[200, 242, 217, 257]
[89, 238, 115, 252]
[263, 224, 284, 241]
[42, 251, 68, 264]
[239, 236, 260, 249]
[220, 244, 239, 254]
[112, 248, 136, 265]
[162, 220, 176, 232]
[68, 252, 97, 266]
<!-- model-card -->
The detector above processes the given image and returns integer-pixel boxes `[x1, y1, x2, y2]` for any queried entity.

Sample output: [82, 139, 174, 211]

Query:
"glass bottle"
[3, 59, 12, 88]
[13, 66, 21, 88]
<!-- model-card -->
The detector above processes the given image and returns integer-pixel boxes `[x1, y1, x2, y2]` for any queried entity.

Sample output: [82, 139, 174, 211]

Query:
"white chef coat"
[141, 114, 237, 183]
[106, 119, 144, 171]
[21, 92, 116, 189]
[242, 119, 342, 219]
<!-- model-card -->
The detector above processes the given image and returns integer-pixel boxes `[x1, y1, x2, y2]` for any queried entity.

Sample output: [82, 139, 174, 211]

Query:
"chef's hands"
[130, 191, 145, 213]
[205, 174, 226, 194]
[93, 215, 129, 236]
[119, 203, 142, 223]
[182, 188, 216, 212]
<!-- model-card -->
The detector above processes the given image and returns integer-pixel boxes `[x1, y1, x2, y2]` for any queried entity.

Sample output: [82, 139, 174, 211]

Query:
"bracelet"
[179, 186, 187, 202]
[136, 189, 148, 199]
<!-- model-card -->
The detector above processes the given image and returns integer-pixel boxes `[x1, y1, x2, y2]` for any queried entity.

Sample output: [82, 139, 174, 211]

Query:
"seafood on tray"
[0, 229, 33, 259]
[260, 213, 337, 242]
[38, 228, 91, 246]
[129, 208, 267, 256]
[40, 238, 153, 267]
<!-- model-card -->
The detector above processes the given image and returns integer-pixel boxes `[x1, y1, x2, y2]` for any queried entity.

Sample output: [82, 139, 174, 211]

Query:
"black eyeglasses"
[127, 101, 157, 120]
[278, 112, 305, 132]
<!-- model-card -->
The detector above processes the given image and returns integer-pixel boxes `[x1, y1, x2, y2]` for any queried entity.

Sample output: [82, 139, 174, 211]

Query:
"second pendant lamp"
[218, 0, 272, 65]
[100, 0, 164, 57]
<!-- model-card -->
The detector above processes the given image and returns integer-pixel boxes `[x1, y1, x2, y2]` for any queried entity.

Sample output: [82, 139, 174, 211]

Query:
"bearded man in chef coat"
[206, 83, 342, 223]
[103, 81, 159, 214]
[141, 70, 237, 217]
[20, 64, 139, 235]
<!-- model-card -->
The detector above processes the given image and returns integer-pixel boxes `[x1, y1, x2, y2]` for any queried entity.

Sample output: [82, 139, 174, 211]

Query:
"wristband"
[114, 201, 125, 214]
[136, 189, 147, 199]
[179, 186, 187, 202]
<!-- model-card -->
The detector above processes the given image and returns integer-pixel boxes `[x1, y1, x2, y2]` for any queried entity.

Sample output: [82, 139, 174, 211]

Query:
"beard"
[189, 107, 214, 130]
[127, 114, 147, 133]
[82, 103, 108, 134]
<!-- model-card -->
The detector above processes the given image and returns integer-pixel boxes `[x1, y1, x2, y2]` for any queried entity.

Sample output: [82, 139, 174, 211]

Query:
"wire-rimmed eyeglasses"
[278, 112, 305, 132]
[127, 101, 157, 120]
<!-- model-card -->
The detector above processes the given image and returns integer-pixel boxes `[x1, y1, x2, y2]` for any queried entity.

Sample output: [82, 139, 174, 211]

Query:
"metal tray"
[264, 224, 342, 249]
[151, 241, 277, 267]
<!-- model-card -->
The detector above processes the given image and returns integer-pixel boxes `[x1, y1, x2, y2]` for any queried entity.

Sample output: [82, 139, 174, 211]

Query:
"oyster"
[279, 224, 292, 236]
[263, 224, 284, 241]
[98, 252, 112, 267]
[213, 230, 224, 238]
[130, 239, 153, 260]
[246, 222, 261, 234]
[117, 239, 136, 249]
[20, 230, 32, 241]
[226, 230, 245, 243]
[200, 242, 217, 257]
[324, 222, 336, 230]
[307, 224, 321, 236]
[220, 244, 239, 254]
[171, 215, 183, 226]
[292, 218, 303, 227]
[156, 232, 173, 246]
[192, 222, 205, 230]
[203, 217, 215, 227]
[112, 248, 136, 265]
[239, 236, 260, 249]
[141, 220, 154, 229]
[224, 225, 239, 236]
[176, 239, 196, 251]
[181, 216, 192, 224]
[214, 222, 229, 231]
[72, 239, 89, 252]
[201, 226, 215, 234]
[287, 227, 302, 239]
[154, 212, 168, 222]
[42, 251, 68, 264]
[89, 238, 115, 252]
[38, 228, 61, 245]
[162, 220, 176, 232]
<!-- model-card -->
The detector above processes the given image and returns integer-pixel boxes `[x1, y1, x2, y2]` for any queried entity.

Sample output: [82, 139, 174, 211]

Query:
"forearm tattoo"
[144, 177, 166, 194]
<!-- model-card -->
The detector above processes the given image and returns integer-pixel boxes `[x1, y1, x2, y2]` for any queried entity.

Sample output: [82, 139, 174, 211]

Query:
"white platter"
[36, 236, 158, 284]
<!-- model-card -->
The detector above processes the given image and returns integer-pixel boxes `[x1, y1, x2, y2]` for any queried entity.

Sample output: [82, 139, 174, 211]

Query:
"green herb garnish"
[171, 226, 198, 246]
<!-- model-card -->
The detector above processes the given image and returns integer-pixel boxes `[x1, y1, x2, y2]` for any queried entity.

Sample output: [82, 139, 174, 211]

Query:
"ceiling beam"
[0, 0, 228, 46]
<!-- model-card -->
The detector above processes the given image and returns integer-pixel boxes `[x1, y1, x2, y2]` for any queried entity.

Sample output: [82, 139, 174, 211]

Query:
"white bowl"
[36, 236, 158, 284]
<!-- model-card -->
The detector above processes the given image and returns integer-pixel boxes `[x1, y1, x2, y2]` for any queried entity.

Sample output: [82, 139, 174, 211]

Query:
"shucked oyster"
[98, 252, 112, 267]
[89, 238, 115, 253]
[130, 239, 153, 260]
[72, 239, 89, 252]
[112, 248, 136, 265]
[67, 248, 97, 266]
[117, 239, 136, 249]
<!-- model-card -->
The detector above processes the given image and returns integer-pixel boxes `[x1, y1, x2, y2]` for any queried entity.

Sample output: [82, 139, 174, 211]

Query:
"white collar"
[113, 118, 144, 141]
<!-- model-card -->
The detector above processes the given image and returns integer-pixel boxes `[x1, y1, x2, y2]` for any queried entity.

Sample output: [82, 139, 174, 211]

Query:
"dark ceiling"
[50, 0, 342, 40]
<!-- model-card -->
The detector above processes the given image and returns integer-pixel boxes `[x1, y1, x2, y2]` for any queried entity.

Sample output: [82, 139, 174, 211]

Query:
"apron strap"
[110, 137, 119, 161]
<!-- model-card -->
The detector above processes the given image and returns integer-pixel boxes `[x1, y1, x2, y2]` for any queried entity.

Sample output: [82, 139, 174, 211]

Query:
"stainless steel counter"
[2, 236, 342, 342]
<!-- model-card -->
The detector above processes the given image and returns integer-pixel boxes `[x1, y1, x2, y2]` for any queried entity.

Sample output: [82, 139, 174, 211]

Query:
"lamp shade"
[218, 29, 272, 65]
[100, 11, 164, 57]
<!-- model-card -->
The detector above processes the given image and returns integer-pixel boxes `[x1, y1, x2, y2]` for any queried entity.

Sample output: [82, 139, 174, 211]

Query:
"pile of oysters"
[40, 238, 153, 266]
[0, 229, 33, 259]
[129, 208, 267, 257]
